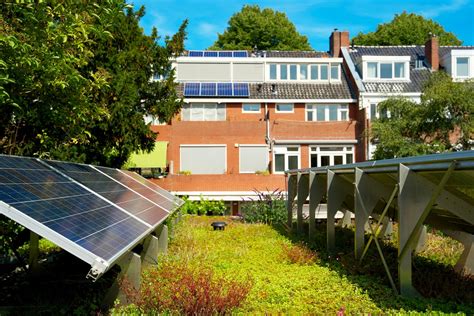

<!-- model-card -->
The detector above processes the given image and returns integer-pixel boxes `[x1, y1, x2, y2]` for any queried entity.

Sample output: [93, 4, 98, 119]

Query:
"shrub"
[241, 189, 287, 224]
[121, 262, 252, 315]
[281, 242, 318, 265]
[179, 196, 226, 216]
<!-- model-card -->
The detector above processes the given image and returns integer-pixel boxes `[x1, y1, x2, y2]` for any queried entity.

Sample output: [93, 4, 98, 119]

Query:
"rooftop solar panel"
[218, 51, 233, 57]
[0, 155, 182, 280]
[217, 83, 233, 96]
[200, 83, 217, 96]
[203, 51, 218, 57]
[233, 83, 250, 96]
[184, 83, 200, 96]
[188, 50, 203, 57]
[233, 51, 248, 57]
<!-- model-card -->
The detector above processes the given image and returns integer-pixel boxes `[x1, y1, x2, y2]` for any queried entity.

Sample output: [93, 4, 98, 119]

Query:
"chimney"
[425, 35, 439, 71]
[330, 29, 350, 57]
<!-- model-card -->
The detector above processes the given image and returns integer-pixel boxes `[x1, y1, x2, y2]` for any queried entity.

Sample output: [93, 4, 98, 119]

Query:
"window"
[274, 146, 300, 173]
[369, 103, 390, 120]
[310, 65, 318, 80]
[290, 64, 297, 80]
[270, 64, 277, 80]
[331, 65, 339, 80]
[320, 64, 328, 80]
[239, 145, 268, 173]
[370, 103, 377, 120]
[300, 65, 308, 80]
[367, 62, 378, 78]
[180, 145, 226, 174]
[242, 103, 261, 113]
[380, 63, 392, 79]
[276, 103, 294, 113]
[280, 64, 288, 80]
[306, 104, 350, 121]
[182, 103, 226, 121]
[394, 62, 405, 78]
[456, 57, 469, 77]
[310, 146, 354, 168]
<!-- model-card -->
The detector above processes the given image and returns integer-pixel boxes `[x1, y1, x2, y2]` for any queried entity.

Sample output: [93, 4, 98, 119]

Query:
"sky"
[131, 0, 474, 51]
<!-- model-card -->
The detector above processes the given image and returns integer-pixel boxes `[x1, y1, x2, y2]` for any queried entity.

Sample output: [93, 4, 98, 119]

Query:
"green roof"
[128, 141, 168, 168]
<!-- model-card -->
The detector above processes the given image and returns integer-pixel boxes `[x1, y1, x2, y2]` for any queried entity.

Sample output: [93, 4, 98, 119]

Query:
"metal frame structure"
[286, 150, 474, 296]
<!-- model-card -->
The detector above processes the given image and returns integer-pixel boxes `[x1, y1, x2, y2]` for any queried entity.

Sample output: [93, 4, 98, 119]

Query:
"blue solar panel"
[184, 83, 200, 96]
[233, 83, 250, 96]
[188, 51, 203, 57]
[203, 51, 218, 57]
[217, 83, 233, 96]
[218, 51, 233, 57]
[200, 83, 217, 96]
[233, 51, 248, 57]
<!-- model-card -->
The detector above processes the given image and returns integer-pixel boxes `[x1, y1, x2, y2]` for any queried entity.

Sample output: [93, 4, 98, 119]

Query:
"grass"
[116, 216, 474, 314]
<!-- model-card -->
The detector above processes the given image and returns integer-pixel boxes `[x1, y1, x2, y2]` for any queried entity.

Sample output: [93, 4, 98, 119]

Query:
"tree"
[352, 12, 461, 46]
[0, 1, 186, 167]
[371, 72, 474, 159]
[209, 5, 312, 51]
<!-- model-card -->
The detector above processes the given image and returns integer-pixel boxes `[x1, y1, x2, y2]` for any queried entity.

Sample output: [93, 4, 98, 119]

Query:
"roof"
[181, 50, 330, 58]
[439, 46, 474, 58]
[177, 67, 355, 100]
[348, 46, 431, 93]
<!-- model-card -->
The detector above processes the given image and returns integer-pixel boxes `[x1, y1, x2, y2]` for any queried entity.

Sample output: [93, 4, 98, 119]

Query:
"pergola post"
[156, 224, 168, 254]
[297, 172, 310, 235]
[308, 171, 325, 241]
[286, 174, 298, 230]
[442, 230, 474, 275]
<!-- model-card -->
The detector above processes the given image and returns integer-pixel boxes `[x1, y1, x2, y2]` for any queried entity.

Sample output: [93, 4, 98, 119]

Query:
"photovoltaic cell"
[233, 83, 249, 96]
[200, 83, 217, 96]
[217, 83, 233, 96]
[233, 51, 248, 57]
[218, 51, 233, 57]
[203, 51, 218, 57]
[188, 50, 203, 57]
[184, 83, 200, 96]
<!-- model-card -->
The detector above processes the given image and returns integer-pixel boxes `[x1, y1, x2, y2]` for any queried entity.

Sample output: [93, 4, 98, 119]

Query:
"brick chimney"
[425, 35, 439, 71]
[330, 30, 350, 57]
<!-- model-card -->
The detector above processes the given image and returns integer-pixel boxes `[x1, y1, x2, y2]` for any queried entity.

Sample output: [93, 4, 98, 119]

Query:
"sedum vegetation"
[114, 216, 474, 314]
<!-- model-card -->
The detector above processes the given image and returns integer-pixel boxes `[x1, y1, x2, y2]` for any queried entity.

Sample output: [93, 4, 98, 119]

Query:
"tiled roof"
[178, 68, 355, 100]
[349, 46, 431, 93]
[265, 51, 330, 58]
[439, 46, 474, 57]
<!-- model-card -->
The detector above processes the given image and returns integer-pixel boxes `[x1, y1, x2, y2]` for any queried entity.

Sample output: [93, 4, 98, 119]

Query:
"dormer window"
[361, 56, 410, 81]
[267, 62, 341, 82]
[456, 57, 469, 77]
[441, 49, 473, 80]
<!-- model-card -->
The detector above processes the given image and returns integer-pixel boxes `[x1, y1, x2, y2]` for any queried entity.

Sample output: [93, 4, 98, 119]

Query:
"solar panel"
[233, 51, 248, 57]
[218, 51, 233, 57]
[188, 50, 203, 57]
[184, 83, 200, 96]
[0, 155, 182, 280]
[233, 83, 250, 96]
[217, 83, 233, 96]
[203, 51, 218, 57]
[200, 83, 217, 96]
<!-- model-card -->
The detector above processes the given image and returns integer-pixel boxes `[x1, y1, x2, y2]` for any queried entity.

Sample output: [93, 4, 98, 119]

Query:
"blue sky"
[131, 0, 474, 51]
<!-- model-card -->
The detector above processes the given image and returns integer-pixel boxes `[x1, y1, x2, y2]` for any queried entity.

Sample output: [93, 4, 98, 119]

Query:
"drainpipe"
[265, 102, 270, 145]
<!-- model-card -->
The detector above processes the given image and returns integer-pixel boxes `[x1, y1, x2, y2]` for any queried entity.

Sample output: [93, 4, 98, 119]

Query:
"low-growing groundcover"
[114, 216, 474, 314]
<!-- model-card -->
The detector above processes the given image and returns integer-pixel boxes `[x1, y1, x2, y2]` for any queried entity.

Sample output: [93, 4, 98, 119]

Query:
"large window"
[242, 103, 261, 113]
[182, 103, 226, 121]
[310, 146, 354, 168]
[276, 103, 294, 113]
[273, 146, 300, 173]
[180, 145, 226, 174]
[364, 61, 408, 80]
[239, 145, 268, 173]
[369, 103, 390, 120]
[456, 57, 469, 77]
[268, 63, 340, 81]
[306, 104, 349, 121]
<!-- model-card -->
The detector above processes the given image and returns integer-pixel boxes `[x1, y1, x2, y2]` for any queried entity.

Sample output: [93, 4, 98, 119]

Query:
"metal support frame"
[308, 171, 325, 241]
[327, 170, 353, 254]
[398, 162, 456, 297]
[156, 224, 169, 254]
[28, 231, 39, 273]
[442, 230, 474, 275]
[297, 172, 310, 235]
[286, 175, 298, 230]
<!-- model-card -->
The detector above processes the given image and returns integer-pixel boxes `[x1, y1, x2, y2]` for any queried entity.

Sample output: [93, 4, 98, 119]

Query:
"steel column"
[297, 172, 310, 235]
[308, 171, 325, 241]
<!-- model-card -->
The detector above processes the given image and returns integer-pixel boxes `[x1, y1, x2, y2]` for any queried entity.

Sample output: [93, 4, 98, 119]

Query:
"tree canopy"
[352, 12, 461, 46]
[209, 5, 312, 51]
[0, 1, 187, 168]
[371, 72, 474, 159]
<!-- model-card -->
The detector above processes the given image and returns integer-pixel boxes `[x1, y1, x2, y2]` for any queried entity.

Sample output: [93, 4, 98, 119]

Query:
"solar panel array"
[0, 155, 183, 278]
[188, 50, 248, 58]
[184, 82, 249, 97]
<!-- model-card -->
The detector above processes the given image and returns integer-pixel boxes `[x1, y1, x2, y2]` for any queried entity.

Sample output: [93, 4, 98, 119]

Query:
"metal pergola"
[286, 150, 474, 297]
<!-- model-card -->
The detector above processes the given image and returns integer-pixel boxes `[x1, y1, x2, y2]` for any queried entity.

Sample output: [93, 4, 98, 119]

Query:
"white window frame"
[361, 56, 410, 81]
[276, 103, 294, 113]
[273, 146, 300, 174]
[309, 145, 354, 168]
[242, 103, 261, 113]
[181, 103, 226, 121]
[180, 144, 227, 174]
[266, 63, 340, 82]
[455, 57, 470, 78]
[239, 144, 269, 173]
[368, 102, 390, 120]
[305, 104, 350, 121]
